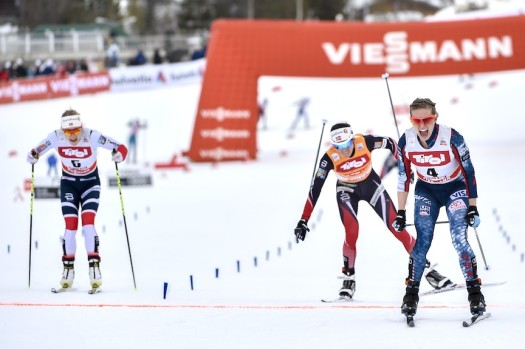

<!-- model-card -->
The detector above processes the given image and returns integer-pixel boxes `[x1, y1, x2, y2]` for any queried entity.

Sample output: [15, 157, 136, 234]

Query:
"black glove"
[466, 205, 480, 228]
[393, 210, 406, 232]
[294, 219, 309, 243]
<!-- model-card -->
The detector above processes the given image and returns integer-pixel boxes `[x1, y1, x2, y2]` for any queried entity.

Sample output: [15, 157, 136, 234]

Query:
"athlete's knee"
[81, 211, 96, 226]
[64, 215, 78, 230]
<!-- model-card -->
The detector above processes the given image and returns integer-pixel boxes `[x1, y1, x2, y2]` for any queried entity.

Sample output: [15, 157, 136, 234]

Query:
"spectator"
[191, 45, 207, 60]
[153, 49, 163, 64]
[0, 62, 11, 82]
[78, 59, 89, 72]
[130, 49, 147, 66]
[106, 40, 120, 68]
[28, 59, 43, 77]
[41, 58, 56, 75]
[14, 58, 28, 78]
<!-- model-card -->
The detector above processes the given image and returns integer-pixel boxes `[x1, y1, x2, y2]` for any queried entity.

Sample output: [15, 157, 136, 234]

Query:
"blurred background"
[2, 0, 524, 76]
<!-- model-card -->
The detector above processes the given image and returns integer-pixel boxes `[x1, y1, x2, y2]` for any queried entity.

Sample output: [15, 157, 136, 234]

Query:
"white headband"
[61, 115, 82, 130]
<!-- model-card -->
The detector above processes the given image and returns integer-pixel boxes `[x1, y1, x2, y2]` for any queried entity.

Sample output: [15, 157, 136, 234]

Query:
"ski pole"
[472, 227, 490, 270]
[28, 163, 35, 288]
[381, 73, 414, 183]
[115, 162, 138, 289]
[381, 73, 401, 139]
[310, 119, 328, 184]
[406, 220, 449, 227]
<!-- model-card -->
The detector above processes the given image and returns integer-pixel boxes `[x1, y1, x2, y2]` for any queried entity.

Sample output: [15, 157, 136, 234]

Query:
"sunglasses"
[334, 138, 354, 150]
[410, 115, 436, 126]
[63, 128, 81, 136]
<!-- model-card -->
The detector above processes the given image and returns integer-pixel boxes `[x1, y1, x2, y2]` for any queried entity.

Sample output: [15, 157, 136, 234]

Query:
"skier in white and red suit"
[27, 108, 128, 290]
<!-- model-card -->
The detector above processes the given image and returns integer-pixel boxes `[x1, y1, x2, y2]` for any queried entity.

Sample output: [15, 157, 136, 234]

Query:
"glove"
[466, 205, 480, 228]
[294, 219, 309, 243]
[27, 149, 39, 164]
[112, 149, 124, 163]
[393, 210, 406, 232]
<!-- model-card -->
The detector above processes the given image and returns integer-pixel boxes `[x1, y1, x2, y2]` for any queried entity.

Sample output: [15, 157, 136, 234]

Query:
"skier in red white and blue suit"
[393, 98, 486, 318]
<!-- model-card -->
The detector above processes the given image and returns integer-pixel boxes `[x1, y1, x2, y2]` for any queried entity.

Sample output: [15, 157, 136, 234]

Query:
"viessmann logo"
[200, 107, 251, 122]
[199, 147, 250, 161]
[322, 31, 513, 74]
[200, 128, 250, 141]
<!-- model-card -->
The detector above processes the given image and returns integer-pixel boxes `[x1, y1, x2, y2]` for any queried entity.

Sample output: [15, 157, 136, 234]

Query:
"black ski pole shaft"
[115, 162, 138, 289]
[310, 119, 327, 183]
[28, 163, 35, 288]
[406, 220, 449, 227]
[381, 73, 401, 139]
[472, 227, 490, 270]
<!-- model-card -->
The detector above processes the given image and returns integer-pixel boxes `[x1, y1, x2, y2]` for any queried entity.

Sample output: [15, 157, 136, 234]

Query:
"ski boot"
[339, 267, 356, 299]
[60, 257, 75, 288]
[401, 280, 420, 316]
[88, 256, 103, 289]
[424, 260, 455, 290]
[467, 278, 486, 315]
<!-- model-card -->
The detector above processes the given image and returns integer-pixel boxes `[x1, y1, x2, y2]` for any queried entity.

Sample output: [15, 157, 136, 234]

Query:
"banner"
[109, 59, 205, 91]
[0, 72, 110, 104]
[187, 17, 525, 162]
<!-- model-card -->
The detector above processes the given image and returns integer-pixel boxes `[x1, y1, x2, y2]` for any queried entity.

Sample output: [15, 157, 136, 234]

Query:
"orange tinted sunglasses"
[63, 128, 81, 136]
[410, 115, 436, 126]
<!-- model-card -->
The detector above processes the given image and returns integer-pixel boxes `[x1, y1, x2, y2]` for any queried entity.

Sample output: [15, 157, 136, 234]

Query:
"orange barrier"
[0, 72, 110, 104]
[188, 17, 525, 162]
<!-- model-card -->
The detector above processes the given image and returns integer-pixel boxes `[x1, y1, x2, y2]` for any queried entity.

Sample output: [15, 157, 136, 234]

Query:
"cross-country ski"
[321, 296, 352, 303]
[463, 313, 491, 327]
[420, 281, 507, 297]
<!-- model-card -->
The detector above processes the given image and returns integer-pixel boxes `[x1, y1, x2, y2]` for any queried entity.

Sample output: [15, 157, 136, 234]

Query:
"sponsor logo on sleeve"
[36, 140, 51, 152]
[98, 135, 107, 144]
[315, 168, 327, 179]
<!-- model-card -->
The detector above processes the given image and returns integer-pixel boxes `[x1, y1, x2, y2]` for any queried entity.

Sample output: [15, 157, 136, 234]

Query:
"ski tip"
[51, 287, 68, 293]
[462, 312, 491, 327]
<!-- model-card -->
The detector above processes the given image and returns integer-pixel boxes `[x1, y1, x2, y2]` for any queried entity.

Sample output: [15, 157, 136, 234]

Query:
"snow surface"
[1, 70, 524, 348]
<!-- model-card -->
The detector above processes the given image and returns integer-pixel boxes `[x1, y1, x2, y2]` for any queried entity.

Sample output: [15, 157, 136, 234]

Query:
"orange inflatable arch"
[188, 17, 525, 162]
